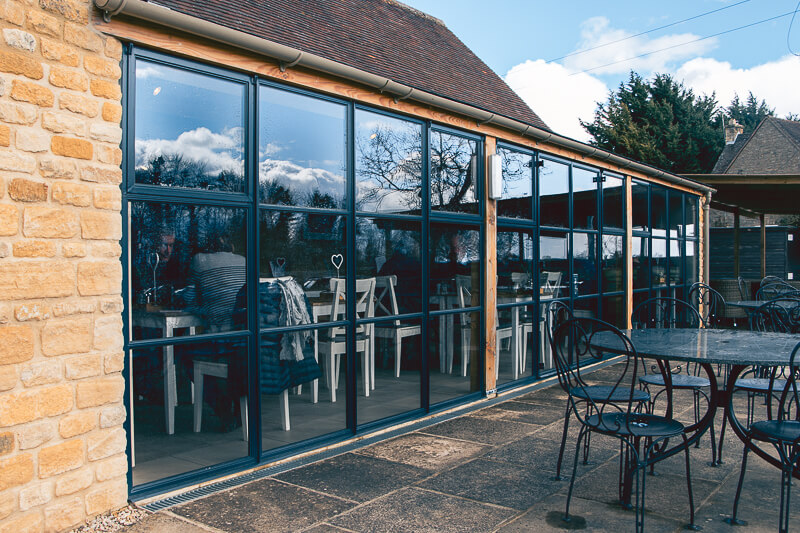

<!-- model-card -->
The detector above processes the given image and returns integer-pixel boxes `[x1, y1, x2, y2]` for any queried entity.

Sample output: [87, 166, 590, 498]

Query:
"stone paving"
[124, 372, 797, 532]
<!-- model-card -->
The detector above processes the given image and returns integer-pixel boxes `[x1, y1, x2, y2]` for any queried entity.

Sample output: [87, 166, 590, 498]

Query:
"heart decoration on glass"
[270, 257, 287, 277]
[330, 253, 343, 278]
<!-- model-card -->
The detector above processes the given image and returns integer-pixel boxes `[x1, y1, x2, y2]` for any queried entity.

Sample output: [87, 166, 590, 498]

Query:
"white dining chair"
[374, 275, 421, 377]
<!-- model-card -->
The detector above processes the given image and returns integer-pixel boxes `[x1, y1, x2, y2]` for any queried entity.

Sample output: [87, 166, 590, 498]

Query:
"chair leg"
[725, 444, 749, 525]
[361, 348, 369, 397]
[240, 396, 249, 440]
[461, 328, 469, 377]
[394, 333, 402, 378]
[779, 461, 792, 533]
[279, 389, 289, 432]
[554, 401, 573, 480]
[193, 366, 203, 433]
[564, 426, 588, 523]
[495, 335, 500, 380]
[681, 434, 699, 530]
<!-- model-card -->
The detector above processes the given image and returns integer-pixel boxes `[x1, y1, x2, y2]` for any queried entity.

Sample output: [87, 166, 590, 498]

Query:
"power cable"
[547, 0, 751, 63]
[569, 10, 797, 76]
[788, 0, 800, 56]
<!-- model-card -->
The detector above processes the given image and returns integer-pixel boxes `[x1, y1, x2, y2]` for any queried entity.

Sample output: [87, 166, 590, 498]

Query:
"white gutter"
[95, 0, 714, 195]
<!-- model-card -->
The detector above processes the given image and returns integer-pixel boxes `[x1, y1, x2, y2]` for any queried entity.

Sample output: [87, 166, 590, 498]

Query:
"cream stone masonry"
[0, 1, 125, 531]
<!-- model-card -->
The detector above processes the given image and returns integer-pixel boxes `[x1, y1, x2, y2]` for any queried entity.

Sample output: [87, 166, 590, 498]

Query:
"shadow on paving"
[127, 367, 797, 533]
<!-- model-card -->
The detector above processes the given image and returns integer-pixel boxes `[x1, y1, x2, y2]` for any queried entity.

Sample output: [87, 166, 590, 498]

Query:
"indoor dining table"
[592, 328, 799, 477]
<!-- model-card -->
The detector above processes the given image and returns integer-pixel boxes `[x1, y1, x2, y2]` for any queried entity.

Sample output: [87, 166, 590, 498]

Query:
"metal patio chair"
[727, 340, 800, 533]
[553, 316, 698, 532]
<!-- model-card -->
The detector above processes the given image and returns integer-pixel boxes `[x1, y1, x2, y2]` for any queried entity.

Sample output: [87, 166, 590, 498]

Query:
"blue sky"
[402, 0, 800, 140]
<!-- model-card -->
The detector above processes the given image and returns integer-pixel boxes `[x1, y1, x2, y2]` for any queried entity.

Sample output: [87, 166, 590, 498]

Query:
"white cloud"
[259, 158, 344, 200]
[505, 59, 609, 141]
[677, 55, 800, 116]
[564, 17, 717, 76]
[135, 126, 244, 175]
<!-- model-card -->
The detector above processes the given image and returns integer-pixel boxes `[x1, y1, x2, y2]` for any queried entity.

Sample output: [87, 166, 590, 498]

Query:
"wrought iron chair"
[737, 276, 749, 300]
[756, 282, 800, 301]
[551, 301, 650, 481]
[726, 341, 800, 533]
[553, 317, 698, 532]
[760, 275, 787, 287]
[688, 282, 726, 329]
[631, 297, 716, 458]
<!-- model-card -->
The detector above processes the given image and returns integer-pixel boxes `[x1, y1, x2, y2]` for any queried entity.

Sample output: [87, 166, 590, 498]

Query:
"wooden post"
[483, 137, 497, 395]
[760, 214, 766, 279]
[703, 193, 711, 287]
[733, 208, 740, 278]
[625, 176, 633, 329]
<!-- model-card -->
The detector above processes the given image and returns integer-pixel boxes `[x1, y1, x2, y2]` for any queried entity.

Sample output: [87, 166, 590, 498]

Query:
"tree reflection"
[430, 132, 477, 213]
[136, 154, 243, 192]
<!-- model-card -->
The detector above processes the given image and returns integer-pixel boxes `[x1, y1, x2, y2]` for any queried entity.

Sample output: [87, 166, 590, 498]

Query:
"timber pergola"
[684, 173, 800, 279]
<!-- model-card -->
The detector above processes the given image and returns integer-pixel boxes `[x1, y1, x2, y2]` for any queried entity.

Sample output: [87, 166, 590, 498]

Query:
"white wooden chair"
[318, 277, 375, 401]
[374, 276, 421, 377]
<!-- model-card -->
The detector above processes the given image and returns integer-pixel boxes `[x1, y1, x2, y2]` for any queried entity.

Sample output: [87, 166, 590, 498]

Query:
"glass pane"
[573, 298, 598, 321]
[572, 167, 598, 230]
[429, 311, 480, 404]
[259, 325, 345, 450]
[430, 131, 478, 214]
[685, 195, 698, 238]
[539, 231, 569, 298]
[539, 159, 569, 228]
[632, 180, 649, 232]
[669, 239, 682, 286]
[686, 240, 698, 286]
[573, 232, 598, 296]
[497, 228, 534, 300]
[355, 110, 422, 213]
[259, 86, 346, 208]
[130, 202, 247, 340]
[357, 218, 422, 314]
[632, 236, 649, 290]
[496, 304, 535, 385]
[669, 191, 683, 238]
[131, 338, 248, 486]
[602, 295, 626, 328]
[652, 238, 667, 287]
[602, 174, 624, 230]
[357, 317, 422, 425]
[429, 223, 481, 302]
[134, 59, 245, 192]
[601, 235, 624, 293]
[259, 211, 347, 323]
[497, 147, 533, 220]
[651, 187, 667, 236]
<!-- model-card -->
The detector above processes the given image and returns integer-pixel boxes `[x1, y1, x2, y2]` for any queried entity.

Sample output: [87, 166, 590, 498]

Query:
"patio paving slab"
[417, 457, 564, 510]
[496, 493, 683, 532]
[471, 399, 564, 426]
[420, 415, 538, 445]
[486, 434, 618, 473]
[328, 487, 516, 533]
[121, 512, 213, 533]
[354, 432, 490, 471]
[171, 478, 354, 532]
[274, 452, 430, 503]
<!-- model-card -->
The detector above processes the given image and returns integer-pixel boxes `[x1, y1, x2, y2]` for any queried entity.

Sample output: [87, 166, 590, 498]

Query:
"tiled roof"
[146, 0, 548, 130]
[712, 117, 800, 174]
[711, 133, 749, 173]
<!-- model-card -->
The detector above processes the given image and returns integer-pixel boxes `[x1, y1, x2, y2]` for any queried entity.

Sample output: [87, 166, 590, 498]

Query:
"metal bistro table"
[593, 328, 799, 477]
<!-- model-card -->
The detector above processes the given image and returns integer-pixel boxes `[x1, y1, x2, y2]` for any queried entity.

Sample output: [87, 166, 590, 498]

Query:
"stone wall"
[0, 1, 125, 531]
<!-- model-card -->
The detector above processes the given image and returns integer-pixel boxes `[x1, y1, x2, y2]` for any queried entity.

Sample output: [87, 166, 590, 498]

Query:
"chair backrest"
[749, 298, 800, 333]
[542, 271, 563, 298]
[551, 317, 654, 434]
[737, 276, 749, 300]
[760, 275, 786, 287]
[510, 272, 529, 286]
[375, 275, 400, 324]
[543, 299, 572, 350]
[454, 275, 473, 309]
[777, 342, 800, 429]
[329, 277, 376, 335]
[631, 297, 705, 330]
[756, 282, 800, 301]
[688, 282, 726, 328]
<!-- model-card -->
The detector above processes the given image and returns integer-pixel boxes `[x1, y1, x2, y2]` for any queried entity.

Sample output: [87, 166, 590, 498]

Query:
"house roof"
[711, 117, 800, 174]
[146, 0, 549, 131]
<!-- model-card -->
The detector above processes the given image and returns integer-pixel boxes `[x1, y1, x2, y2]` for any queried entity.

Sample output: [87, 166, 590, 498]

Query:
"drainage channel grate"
[141, 373, 564, 512]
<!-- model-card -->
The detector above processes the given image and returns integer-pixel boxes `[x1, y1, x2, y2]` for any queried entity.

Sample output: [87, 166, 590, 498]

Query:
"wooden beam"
[760, 214, 766, 279]
[733, 208, 741, 278]
[625, 176, 633, 329]
[483, 137, 497, 395]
